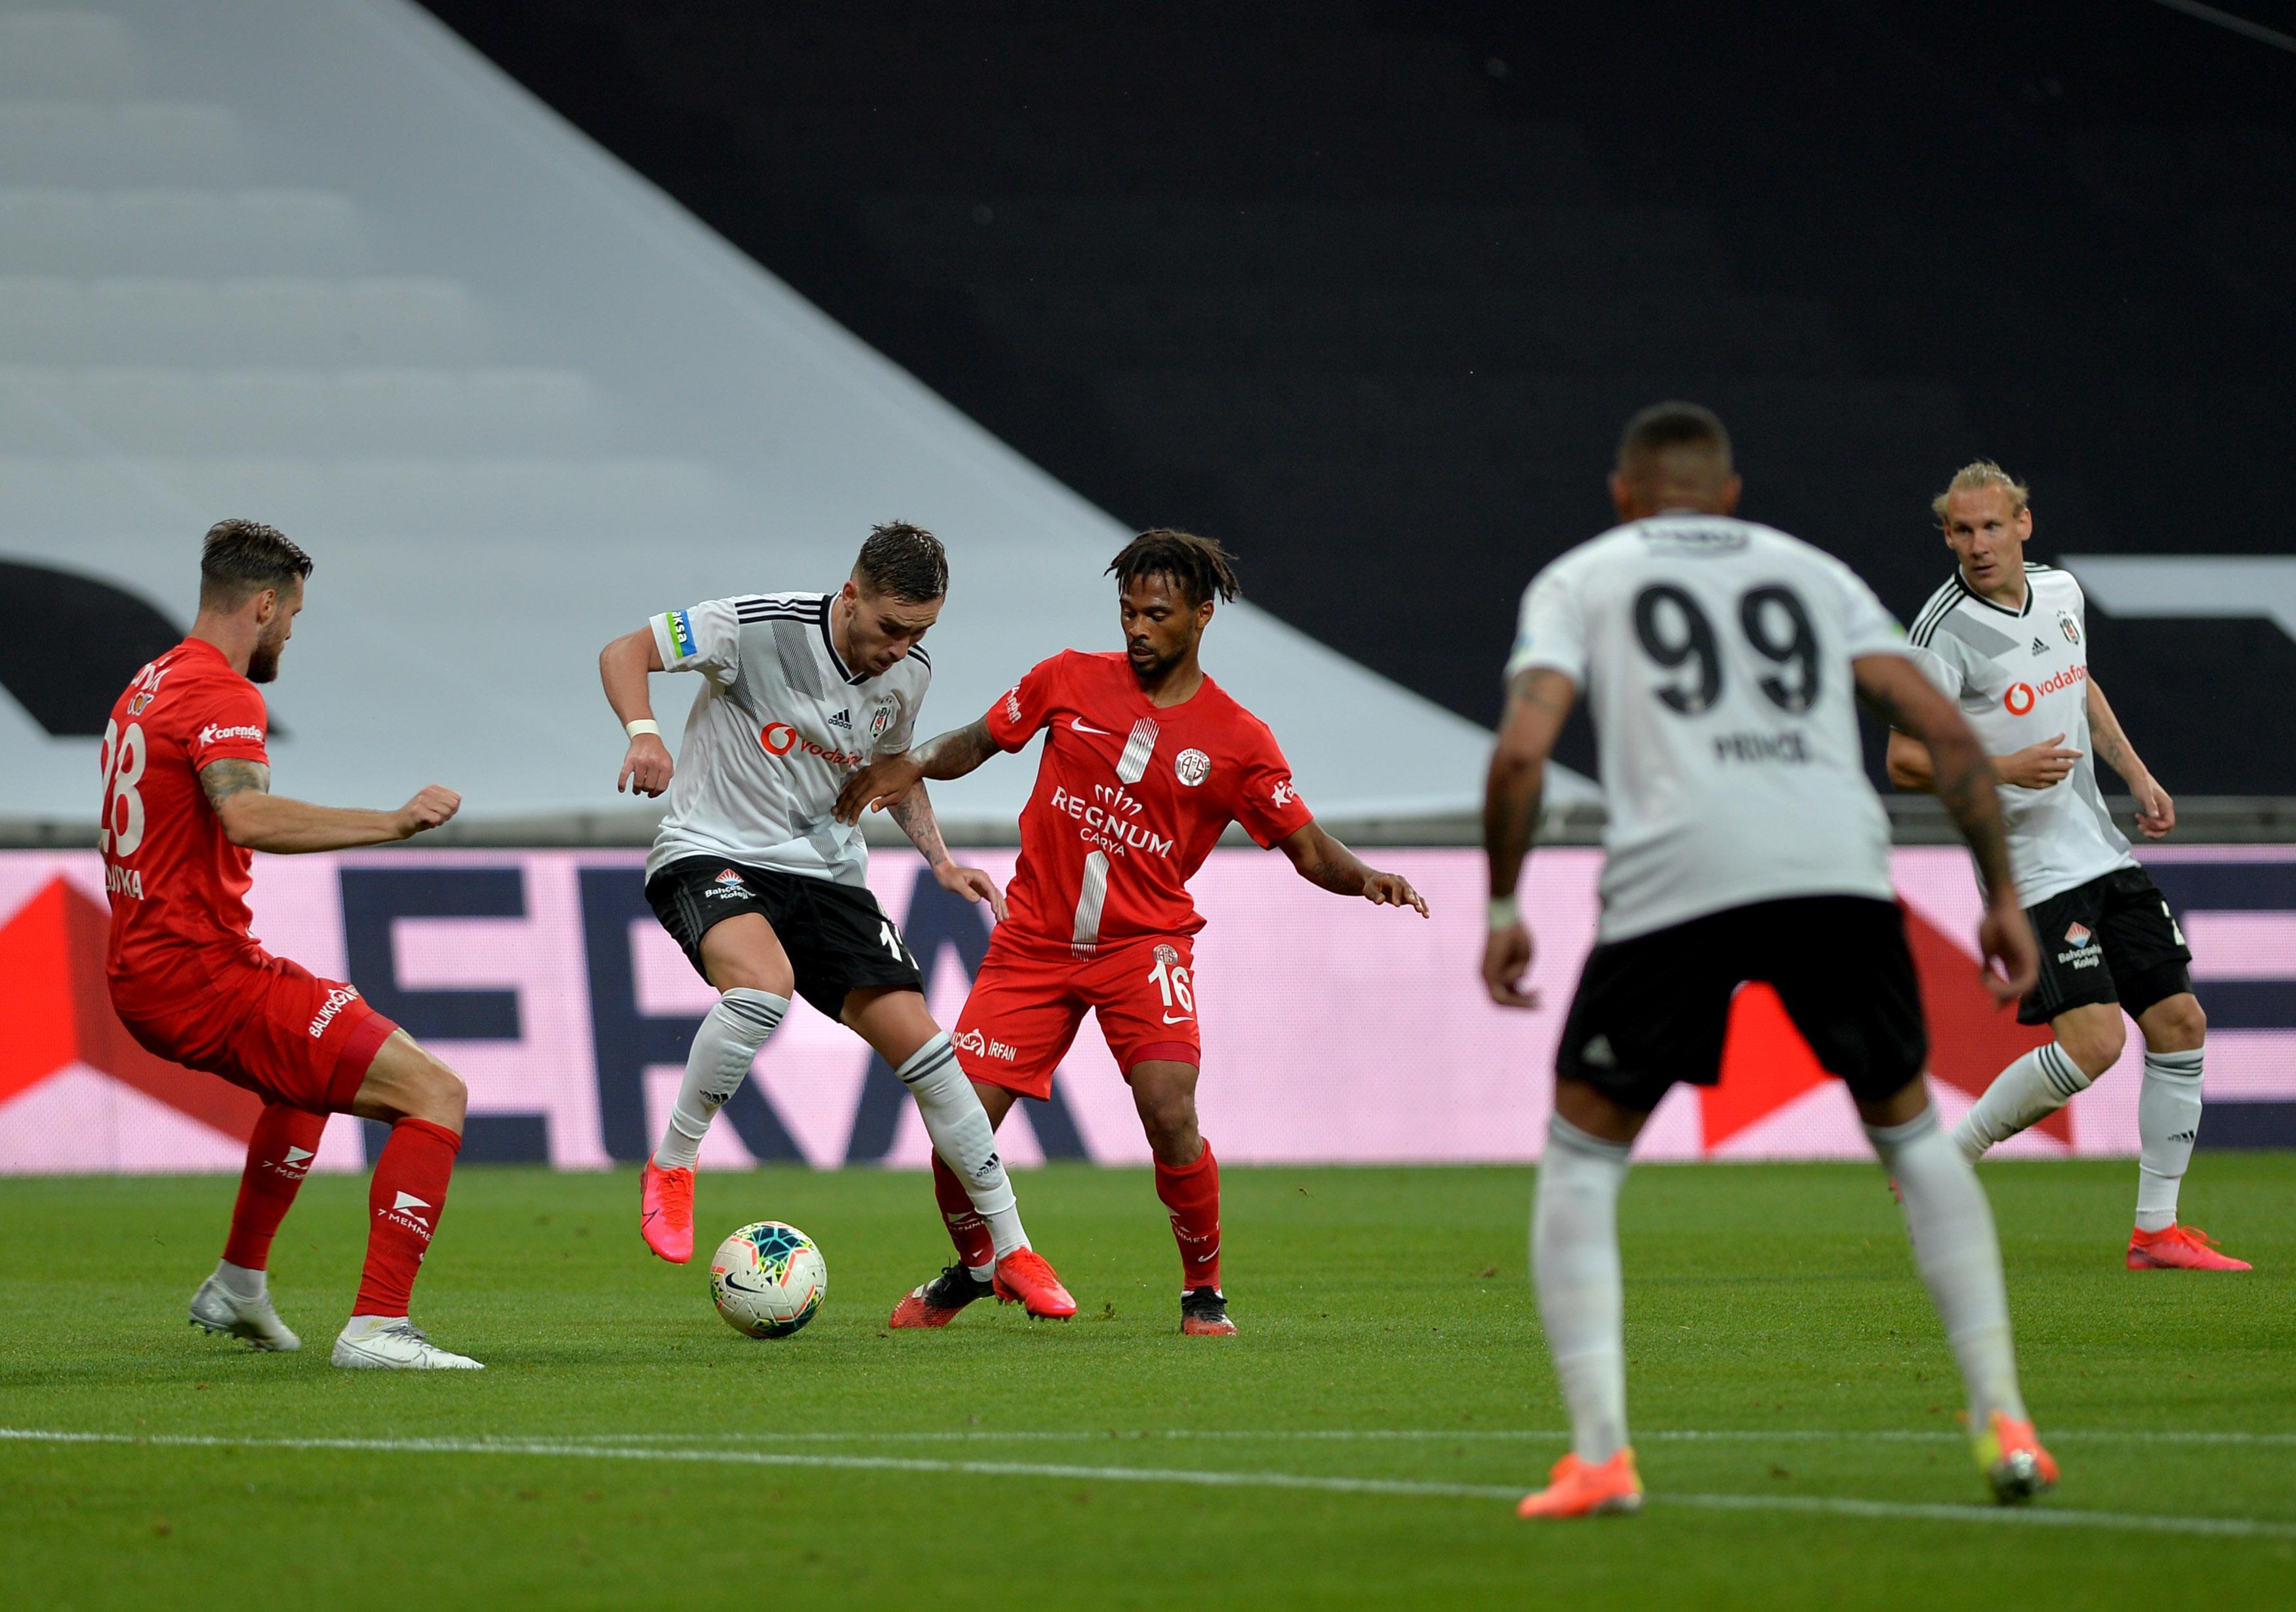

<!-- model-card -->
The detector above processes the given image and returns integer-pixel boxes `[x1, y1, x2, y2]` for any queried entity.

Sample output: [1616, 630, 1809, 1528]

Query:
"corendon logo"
[197, 722, 264, 749]
[2004, 663, 2086, 715]
[760, 721, 863, 768]
[307, 984, 360, 1039]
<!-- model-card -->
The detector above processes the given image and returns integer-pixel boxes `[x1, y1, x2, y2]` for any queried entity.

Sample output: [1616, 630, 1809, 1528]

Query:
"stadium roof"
[0, 0, 1589, 837]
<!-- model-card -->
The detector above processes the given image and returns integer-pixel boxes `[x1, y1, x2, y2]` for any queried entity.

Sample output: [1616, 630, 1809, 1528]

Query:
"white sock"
[1532, 1114, 1633, 1464]
[214, 1259, 266, 1302]
[2135, 1047, 2204, 1232]
[657, 989, 788, 1171]
[340, 1314, 405, 1337]
[1867, 1108, 2028, 1426]
[1950, 1042, 2090, 1163]
[898, 1034, 1028, 1260]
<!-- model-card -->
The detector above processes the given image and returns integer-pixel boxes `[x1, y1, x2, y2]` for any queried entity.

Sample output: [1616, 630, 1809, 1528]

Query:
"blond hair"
[1931, 460, 2030, 527]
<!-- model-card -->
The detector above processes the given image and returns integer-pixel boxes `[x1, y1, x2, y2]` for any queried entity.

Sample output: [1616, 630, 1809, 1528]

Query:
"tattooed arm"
[886, 778, 1008, 922]
[2087, 677, 2175, 839]
[836, 719, 1001, 824]
[1479, 667, 1578, 1008]
[200, 759, 459, 853]
[1276, 820, 1428, 914]
[1855, 655, 2038, 1001]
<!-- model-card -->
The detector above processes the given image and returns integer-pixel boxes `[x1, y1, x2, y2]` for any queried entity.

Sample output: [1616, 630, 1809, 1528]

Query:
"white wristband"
[624, 719, 661, 739]
[1487, 895, 1519, 929]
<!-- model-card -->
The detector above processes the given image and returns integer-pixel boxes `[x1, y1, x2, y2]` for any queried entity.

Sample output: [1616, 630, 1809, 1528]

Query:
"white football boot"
[329, 1318, 484, 1371]
[188, 1273, 300, 1352]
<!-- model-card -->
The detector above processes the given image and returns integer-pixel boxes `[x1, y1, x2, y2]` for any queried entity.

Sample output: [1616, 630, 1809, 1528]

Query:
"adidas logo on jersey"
[2030, 637, 2049, 656]
[828, 708, 852, 730]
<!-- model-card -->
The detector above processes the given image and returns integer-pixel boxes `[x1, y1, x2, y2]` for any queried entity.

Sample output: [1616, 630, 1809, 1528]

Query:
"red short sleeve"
[1231, 727, 1313, 849]
[983, 654, 1066, 752]
[180, 681, 270, 770]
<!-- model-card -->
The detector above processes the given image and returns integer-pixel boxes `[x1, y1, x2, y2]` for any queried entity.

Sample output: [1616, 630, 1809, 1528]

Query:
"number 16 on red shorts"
[952, 929, 1203, 1096]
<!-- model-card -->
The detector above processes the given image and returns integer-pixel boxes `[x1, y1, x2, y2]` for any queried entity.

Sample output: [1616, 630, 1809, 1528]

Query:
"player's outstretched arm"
[886, 780, 1009, 923]
[1480, 668, 1577, 1009]
[1275, 820, 1428, 916]
[201, 761, 459, 853]
[1887, 728, 2081, 794]
[834, 719, 1000, 824]
[1855, 655, 2038, 1001]
[600, 626, 674, 797]
[2086, 676, 2174, 839]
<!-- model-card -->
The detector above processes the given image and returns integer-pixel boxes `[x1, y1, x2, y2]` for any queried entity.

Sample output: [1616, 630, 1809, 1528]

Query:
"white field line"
[3, 1427, 2291, 1541]
[564, 1427, 2296, 1447]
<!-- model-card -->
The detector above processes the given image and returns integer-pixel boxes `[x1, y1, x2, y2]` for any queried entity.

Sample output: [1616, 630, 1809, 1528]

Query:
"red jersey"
[986, 651, 1314, 951]
[100, 637, 273, 1012]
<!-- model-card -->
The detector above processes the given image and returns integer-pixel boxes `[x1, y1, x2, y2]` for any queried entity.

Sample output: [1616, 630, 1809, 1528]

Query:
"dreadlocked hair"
[1107, 528, 1242, 608]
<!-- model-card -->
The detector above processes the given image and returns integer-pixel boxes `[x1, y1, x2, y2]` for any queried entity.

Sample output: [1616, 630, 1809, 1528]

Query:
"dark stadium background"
[417, 0, 2296, 794]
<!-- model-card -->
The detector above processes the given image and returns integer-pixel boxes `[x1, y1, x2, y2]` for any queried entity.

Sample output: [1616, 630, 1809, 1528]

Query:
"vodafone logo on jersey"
[2003, 663, 2086, 716]
[760, 720, 864, 769]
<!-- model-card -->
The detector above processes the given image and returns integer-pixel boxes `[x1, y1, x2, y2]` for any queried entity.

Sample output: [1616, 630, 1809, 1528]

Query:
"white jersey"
[645, 591, 928, 886]
[1906, 562, 2133, 907]
[1509, 515, 1908, 942]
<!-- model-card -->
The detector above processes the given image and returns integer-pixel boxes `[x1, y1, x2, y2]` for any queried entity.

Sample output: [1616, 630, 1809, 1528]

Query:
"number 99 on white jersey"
[1507, 516, 1910, 943]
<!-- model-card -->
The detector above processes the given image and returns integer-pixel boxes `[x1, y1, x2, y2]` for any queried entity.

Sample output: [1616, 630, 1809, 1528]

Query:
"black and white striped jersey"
[1508, 515, 1908, 942]
[1906, 563, 2133, 906]
[644, 590, 928, 887]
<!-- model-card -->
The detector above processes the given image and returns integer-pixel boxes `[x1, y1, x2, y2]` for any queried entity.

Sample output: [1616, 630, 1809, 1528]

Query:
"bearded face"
[245, 583, 300, 683]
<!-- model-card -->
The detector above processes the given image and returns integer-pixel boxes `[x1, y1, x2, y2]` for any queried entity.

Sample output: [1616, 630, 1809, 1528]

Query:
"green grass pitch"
[3, 1157, 2291, 1609]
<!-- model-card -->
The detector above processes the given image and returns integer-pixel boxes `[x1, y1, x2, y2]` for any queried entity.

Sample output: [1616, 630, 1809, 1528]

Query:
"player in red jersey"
[100, 520, 480, 1370]
[838, 529, 1427, 1335]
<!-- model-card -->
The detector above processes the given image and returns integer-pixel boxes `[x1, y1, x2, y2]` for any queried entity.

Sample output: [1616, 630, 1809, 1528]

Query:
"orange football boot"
[1517, 1449, 1643, 1518]
[888, 1264, 994, 1329]
[1180, 1287, 1237, 1335]
[1975, 1410, 2059, 1504]
[2128, 1224, 2251, 1271]
[639, 1155, 695, 1264]
[989, 1247, 1077, 1319]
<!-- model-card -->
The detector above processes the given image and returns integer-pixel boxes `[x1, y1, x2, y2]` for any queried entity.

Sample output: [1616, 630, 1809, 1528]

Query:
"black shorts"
[1557, 895, 1927, 1112]
[2019, 866, 2193, 1026]
[644, 856, 923, 1020]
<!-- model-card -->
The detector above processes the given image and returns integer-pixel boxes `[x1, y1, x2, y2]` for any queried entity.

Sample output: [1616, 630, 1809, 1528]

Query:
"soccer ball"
[708, 1220, 827, 1339]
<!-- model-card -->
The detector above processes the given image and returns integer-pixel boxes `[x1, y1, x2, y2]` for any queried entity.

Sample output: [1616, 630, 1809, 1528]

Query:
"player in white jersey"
[1483, 403, 2053, 1518]
[1887, 463, 2247, 1271]
[598, 522, 1076, 1318]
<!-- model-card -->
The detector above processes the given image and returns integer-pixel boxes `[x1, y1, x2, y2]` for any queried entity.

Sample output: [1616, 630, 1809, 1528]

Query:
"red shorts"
[113, 953, 399, 1114]
[953, 928, 1200, 1099]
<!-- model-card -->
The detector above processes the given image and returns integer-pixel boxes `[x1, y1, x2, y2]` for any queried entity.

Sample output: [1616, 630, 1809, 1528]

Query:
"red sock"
[223, 1104, 328, 1270]
[354, 1117, 461, 1317]
[1155, 1140, 1221, 1293]
[932, 1152, 998, 1272]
